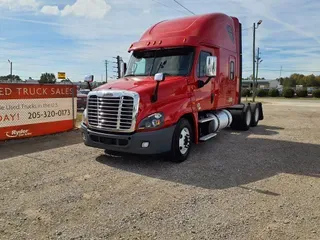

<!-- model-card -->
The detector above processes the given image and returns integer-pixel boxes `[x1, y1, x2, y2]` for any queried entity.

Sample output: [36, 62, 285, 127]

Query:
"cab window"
[197, 51, 211, 77]
[230, 61, 235, 80]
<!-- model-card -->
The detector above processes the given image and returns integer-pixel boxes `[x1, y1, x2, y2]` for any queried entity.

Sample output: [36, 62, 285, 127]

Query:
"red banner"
[0, 84, 77, 141]
[0, 83, 75, 99]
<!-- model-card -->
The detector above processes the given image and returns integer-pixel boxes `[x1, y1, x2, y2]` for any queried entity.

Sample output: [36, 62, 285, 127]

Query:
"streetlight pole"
[252, 20, 262, 102]
[8, 59, 12, 82]
[252, 23, 256, 101]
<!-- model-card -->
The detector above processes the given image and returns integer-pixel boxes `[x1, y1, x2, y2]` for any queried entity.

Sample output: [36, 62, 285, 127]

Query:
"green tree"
[315, 76, 320, 87]
[283, 88, 295, 98]
[39, 73, 56, 84]
[0, 74, 22, 82]
[283, 77, 295, 87]
[304, 74, 317, 87]
[254, 73, 320, 88]
[290, 73, 304, 83]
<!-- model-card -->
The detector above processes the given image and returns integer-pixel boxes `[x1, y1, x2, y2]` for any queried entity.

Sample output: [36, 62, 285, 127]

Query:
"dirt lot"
[1, 100, 320, 240]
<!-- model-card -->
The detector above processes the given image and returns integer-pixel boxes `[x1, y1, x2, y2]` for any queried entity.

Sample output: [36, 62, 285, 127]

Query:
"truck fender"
[172, 111, 199, 144]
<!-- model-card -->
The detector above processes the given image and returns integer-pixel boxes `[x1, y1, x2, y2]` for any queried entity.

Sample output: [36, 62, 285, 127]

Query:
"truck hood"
[94, 76, 189, 103]
[94, 76, 156, 93]
[93, 76, 189, 120]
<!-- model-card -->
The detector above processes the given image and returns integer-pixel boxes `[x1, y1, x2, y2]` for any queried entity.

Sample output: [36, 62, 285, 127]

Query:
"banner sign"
[58, 72, 66, 79]
[0, 84, 77, 141]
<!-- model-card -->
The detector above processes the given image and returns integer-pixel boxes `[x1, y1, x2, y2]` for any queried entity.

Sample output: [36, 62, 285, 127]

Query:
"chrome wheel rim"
[179, 127, 190, 155]
[246, 109, 252, 126]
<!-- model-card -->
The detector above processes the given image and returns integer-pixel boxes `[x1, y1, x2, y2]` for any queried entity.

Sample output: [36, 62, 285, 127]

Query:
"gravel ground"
[0, 101, 320, 240]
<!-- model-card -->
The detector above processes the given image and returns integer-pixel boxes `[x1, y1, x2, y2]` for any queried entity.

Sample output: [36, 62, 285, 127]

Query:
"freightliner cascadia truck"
[81, 13, 264, 162]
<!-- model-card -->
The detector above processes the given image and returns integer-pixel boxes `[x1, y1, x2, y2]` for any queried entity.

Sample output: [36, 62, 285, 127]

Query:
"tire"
[169, 118, 193, 163]
[250, 105, 260, 127]
[239, 105, 251, 131]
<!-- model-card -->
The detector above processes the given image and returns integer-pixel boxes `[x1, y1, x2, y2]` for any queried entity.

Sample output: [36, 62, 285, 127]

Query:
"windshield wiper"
[155, 60, 167, 74]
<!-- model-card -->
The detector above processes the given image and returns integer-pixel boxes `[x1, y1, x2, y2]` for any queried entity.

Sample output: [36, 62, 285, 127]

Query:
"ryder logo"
[6, 129, 32, 138]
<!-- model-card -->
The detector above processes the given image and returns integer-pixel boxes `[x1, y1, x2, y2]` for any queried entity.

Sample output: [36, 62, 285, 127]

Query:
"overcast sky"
[1, 0, 320, 81]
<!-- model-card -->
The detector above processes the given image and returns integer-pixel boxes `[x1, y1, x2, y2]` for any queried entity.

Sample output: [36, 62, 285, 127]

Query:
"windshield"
[126, 47, 194, 77]
[79, 90, 89, 95]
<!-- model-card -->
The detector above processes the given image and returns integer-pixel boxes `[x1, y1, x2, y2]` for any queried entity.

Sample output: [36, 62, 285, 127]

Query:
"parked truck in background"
[81, 13, 264, 162]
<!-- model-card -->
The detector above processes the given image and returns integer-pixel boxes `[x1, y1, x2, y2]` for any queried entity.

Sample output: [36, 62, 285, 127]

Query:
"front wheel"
[169, 118, 193, 163]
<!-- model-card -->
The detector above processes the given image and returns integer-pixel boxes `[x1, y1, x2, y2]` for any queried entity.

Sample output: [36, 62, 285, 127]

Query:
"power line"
[261, 68, 320, 72]
[151, 0, 188, 15]
[0, 56, 116, 68]
[173, 0, 195, 15]
[0, 16, 118, 30]
[243, 66, 320, 70]
[243, 68, 320, 73]
[242, 27, 253, 31]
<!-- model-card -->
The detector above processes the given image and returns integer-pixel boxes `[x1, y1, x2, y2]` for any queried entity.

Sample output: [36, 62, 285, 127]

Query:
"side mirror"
[154, 73, 165, 82]
[84, 75, 94, 82]
[206, 56, 217, 77]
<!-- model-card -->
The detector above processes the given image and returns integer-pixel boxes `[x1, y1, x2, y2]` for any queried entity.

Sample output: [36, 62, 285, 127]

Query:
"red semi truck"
[81, 13, 263, 162]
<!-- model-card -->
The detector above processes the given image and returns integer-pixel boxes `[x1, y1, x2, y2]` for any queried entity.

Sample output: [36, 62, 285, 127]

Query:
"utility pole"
[8, 59, 12, 82]
[105, 60, 108, 83]
[280, 66, 282, 78]
[252, 20, 262, 102]
[255, 48, 262, 81]
[113, 56, 122, 79]
[117, 56, 121, 79]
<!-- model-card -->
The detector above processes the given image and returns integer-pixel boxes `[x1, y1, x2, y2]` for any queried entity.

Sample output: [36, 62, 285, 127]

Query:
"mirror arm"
[204, 76, 213, 85]
[151, 81, 160, 103]
[198, 76, 213, 89]
[87, 82, 92, 91]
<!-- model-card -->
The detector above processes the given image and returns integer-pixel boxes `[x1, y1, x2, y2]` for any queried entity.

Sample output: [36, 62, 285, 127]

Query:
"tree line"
[3, 72, 320, 88]
[0, 73, 57, 83]
[278, 73, 320, 88]
[0, 73, 103, 88]
[0, 75, 22, 82]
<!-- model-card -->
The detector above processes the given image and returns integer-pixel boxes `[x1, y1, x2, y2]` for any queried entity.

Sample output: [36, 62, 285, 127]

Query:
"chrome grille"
[87, 91, 139, 132]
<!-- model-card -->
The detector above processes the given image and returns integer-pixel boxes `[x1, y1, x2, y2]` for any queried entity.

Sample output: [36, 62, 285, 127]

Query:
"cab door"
[193, 49, 215, 111]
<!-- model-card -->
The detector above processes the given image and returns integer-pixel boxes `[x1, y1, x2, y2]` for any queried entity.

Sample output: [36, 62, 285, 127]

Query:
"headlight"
[138, 113, 164, 129]
[82, 108, 88, 125]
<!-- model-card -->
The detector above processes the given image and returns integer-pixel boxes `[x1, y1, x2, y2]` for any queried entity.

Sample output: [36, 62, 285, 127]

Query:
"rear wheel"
[241, 106, 252, 131]
[169, 118, 192, 163]
[250, 105, 260, 127]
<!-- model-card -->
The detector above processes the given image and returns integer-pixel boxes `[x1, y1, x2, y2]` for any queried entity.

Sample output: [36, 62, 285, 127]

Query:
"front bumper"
[81, 123, 175, 155]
